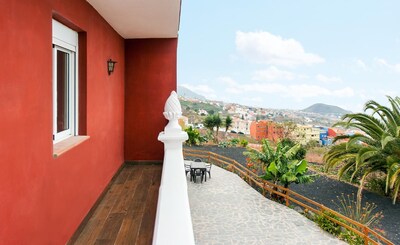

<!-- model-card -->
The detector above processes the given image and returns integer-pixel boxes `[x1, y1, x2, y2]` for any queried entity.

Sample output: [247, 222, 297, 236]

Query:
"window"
[52, 20, 78, 143]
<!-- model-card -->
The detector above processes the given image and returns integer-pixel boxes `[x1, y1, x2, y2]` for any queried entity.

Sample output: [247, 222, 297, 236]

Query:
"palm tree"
[225, 115, 232, 133]
[203, 115, 215, 132]
[213, 114, 222, 140]
[324, 96, 400, 204]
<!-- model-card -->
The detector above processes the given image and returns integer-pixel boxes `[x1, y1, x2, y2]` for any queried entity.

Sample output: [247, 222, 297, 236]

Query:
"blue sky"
[177, 1, 400, 112]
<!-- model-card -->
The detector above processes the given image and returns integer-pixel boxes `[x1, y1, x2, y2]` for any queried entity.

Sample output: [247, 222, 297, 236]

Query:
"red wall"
[250, 121, 283, 142]
[124, 39, 177, 161]
[0, 1, 125, 244]
[328, 128, 337, 137]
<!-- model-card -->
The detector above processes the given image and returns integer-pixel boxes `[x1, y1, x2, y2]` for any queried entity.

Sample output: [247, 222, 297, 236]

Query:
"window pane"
[56, 50, 69, 133]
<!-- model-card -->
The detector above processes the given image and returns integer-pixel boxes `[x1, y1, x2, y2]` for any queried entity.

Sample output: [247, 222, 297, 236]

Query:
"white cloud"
[180, 83, 216, 98]
[252, 66, 297, 81]
[218, 76, 237, 86]
[375, 58, 400, 73]
[222, 79, 354, 100]
[235, 31, 324, 67]
[355, 59, 367, 70]
[379, 89, 398, 97]
[315, 74, 343, 84]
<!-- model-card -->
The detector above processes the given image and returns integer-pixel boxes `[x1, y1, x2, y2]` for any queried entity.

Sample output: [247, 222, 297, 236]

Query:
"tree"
[280, 121, 297, 140]
[324, 96, 400, 204]
[225, 115, 232, 133]
[213, 114, 222, 141]
[203, 114, 222, 143]
[203, 115, 215, 132]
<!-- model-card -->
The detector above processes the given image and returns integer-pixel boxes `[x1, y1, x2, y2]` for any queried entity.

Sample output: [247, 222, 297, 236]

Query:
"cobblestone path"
[187, 165, 346, 245]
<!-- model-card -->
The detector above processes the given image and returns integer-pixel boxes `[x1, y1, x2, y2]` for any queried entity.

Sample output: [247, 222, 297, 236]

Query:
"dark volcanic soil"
[186, 145, 400, 244]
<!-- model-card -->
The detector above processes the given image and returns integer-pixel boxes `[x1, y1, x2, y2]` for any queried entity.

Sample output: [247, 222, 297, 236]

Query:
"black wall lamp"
[107, 59, 117, 75]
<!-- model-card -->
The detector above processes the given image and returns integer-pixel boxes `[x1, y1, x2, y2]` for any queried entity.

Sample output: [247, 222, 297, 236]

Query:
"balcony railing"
[152, 92, 195, 245]
[183, 148, 394, 245]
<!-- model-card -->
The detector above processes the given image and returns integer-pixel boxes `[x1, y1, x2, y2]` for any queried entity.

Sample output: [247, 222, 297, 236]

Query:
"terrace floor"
[67, 164, 162, 245]
[187, 165, 346, 245]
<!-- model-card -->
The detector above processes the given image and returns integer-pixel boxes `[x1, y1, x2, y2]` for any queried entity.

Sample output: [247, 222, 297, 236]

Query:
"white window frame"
[52, 20, 79, 143]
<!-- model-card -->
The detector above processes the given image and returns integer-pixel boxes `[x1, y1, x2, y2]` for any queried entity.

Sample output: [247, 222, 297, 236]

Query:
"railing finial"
[163, 91, 182, 134]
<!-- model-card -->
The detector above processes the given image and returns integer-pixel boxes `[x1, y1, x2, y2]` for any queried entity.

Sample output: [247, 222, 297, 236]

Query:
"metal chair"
[192, 169, 204, 183]
[205, 163, 212, 179]
[184, 162, 191, 178]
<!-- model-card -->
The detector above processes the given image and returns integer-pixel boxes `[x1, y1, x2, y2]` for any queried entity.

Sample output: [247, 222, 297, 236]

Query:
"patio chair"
[205, 163, 212, 179]
[184, 162, 191, 177]
[192, 169, 204, 183]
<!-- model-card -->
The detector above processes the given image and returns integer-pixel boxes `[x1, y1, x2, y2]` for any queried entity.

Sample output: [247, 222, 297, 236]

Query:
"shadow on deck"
[68, 164, 162, 245]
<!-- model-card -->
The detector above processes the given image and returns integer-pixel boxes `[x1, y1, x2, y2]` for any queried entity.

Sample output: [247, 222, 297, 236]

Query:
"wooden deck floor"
[68, 164, 162, 245]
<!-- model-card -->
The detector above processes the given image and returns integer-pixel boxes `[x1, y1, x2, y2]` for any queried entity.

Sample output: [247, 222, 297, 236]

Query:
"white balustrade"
[153, 91, 195, 245]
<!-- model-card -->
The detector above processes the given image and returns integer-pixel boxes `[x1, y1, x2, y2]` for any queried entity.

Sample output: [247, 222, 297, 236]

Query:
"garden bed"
[185, 145, 400, 244]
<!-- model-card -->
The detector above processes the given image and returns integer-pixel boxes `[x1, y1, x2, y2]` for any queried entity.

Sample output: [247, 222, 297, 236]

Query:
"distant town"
[178, 86, 361, 146]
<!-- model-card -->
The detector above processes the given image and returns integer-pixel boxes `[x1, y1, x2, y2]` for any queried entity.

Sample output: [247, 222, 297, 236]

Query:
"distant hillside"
[302, 103, 351, 115]
[177, 86, 206, 101]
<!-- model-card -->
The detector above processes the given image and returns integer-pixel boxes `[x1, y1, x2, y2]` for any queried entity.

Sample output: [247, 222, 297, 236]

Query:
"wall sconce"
[107, 59, 117, 75]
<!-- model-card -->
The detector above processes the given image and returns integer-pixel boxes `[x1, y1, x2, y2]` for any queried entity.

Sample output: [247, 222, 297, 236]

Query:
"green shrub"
[314, 211, 367, 244]
[314, 211, 342, 236]
[339, 230, 364, 245]
[240, 139, 248, 147]
[365, 177, 386, 196]
[230, 138, 240, 146]
[184, 126, 207, 146]
[218, 141, 229, 148]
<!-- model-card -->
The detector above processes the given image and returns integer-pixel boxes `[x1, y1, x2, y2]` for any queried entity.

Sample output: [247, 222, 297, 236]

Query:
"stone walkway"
[187, 165, 346, 245]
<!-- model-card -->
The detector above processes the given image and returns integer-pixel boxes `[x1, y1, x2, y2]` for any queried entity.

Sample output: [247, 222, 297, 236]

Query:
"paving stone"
[187, 165, 345, 245]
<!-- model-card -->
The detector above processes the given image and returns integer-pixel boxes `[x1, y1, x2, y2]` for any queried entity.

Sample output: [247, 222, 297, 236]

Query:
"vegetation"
[314, 211, 364, 244]
[218, 141, 229, 148]
[225, 115, 232, 133]
[280, 138, 306, 161]
[244, 139, 314, 190]
[184, 126, 207, 146]
[314, 211, 342, 236]
[240, 139, 248, 147]
[302, 103, 351, 115]
[324, 96, 400, 204]
[217, 138, 248, 148]
[314, 194, 384, 244]
[180, 100, 222, 115]
[279, 121, 298, 140]
[333, 193, 383, 228]
[229, 138, 240, 146]
[203, 114, 222, 142]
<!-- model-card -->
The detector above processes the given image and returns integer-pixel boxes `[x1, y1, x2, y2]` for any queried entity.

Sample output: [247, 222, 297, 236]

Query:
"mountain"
[302, 103, 351, 115]
[177, 85, 206, 100]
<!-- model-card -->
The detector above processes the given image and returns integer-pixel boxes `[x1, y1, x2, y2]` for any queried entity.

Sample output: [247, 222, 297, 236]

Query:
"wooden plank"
[71, 166, 139, 245]
[113, 166, 156, 244]
[70, 164, 163, 245]
[113, 212, 143, 245]
[111, 168, 141, 214]
[94, 212, 125, 244]
[67, 163, 126, 244]
[135, 167, 162, 245]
